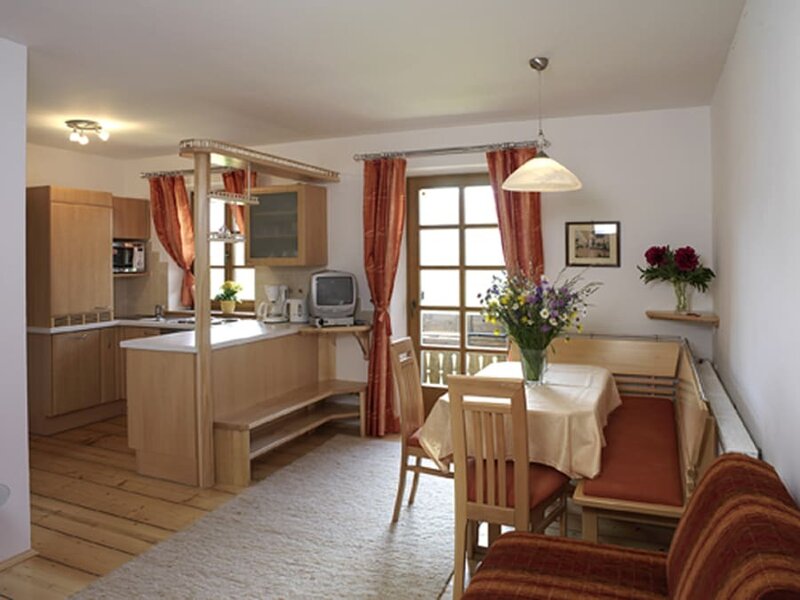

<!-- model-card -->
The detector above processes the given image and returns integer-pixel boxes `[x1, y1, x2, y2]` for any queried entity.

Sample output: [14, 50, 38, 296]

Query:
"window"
[209, 202, 255, 310]
[408, 175, 508, 400]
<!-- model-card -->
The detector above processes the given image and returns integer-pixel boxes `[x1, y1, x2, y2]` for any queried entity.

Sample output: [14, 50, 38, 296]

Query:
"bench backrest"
[547, 335, 715, 503]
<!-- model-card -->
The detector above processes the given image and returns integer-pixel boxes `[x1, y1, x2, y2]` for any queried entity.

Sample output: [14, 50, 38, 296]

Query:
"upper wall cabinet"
[113, 196, 151, 240]
[245, 184, 327, 267]
[27, 186, 114, 327]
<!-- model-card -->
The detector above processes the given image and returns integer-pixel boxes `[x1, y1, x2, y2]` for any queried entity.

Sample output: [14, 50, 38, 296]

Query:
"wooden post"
[193, 152, 215, 488]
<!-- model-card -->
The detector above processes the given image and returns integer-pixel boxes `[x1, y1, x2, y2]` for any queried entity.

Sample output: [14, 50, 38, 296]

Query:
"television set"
[309, 270, 358, 325]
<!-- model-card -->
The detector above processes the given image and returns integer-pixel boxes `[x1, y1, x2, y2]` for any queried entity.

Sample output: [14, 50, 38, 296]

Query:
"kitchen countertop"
[26, 318, 197, 335]
[120, 320, 305, 353]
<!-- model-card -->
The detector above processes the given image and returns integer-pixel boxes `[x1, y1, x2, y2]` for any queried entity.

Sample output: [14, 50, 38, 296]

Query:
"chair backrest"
[667, 453, 800, 599]
[447, 375, 530, 530]
[390, 337, 426, 443]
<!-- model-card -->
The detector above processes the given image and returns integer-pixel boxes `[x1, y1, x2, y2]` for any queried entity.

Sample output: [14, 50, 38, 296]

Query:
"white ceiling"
[0, 0, 744, 158]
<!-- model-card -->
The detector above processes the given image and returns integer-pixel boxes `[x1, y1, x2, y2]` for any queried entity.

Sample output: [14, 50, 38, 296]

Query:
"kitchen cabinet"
[116, 326, 161, 400]
[245, 184, 327, 266]
[50, 330, 102, 416]
[27, 186, 113, 328]
[100, 328, 118, 403]
[113, 196, 151, 240]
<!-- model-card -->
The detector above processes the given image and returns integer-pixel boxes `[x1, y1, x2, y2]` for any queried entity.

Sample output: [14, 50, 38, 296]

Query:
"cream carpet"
[72, 435, 455, 600]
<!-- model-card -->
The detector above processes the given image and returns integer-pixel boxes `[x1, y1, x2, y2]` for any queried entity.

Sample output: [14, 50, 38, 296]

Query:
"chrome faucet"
[155, 304, 164, 321]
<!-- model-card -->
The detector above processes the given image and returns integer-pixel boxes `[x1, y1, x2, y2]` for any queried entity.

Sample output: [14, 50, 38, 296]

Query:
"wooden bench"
[214, 379, 366, 486]
[544, 336, 717, 541]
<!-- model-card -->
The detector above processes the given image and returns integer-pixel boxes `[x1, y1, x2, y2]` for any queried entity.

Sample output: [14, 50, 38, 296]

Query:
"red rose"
[645, 245, 669, 266]
[674, 246, 699, 271]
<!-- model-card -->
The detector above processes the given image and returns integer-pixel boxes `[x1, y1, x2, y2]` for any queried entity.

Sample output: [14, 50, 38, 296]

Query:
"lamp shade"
[501, 155, 582, 192]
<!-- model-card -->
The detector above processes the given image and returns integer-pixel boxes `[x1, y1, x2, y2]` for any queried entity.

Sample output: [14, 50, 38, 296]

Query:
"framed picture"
[565, 221, 621, 267]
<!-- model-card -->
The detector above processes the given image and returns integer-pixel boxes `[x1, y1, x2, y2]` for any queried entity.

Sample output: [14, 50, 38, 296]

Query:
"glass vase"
[518, 346, 548, 386]
[672, 280, 689, 313]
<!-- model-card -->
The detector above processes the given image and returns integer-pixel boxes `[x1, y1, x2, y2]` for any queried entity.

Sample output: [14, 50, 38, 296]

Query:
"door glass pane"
[420, 349, 461, 387]
[465, 269, 504, 308]
[420, 310, 459, 347]
[419, 187, 459, 225]
[210, 267, 225, 299]
[465, 228, 504, 266]
[420, 269, 459, 307]
[464, 185, 497, 225]
[234, 268, 255, 301]
[233, 241, 245, 266]
[466, 352, 506, 375]
[466, 312, 508, 350]
[420, 229, 459, 266]
[210, 241, 225, 266]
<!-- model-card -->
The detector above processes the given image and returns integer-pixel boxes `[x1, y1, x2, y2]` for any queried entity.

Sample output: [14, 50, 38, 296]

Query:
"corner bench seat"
[582, 395, 683, 507]
[214, 379, 366, 486]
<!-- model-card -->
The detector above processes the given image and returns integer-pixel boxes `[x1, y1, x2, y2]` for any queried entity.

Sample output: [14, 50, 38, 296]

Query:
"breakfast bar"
[122, 321, 367, 486]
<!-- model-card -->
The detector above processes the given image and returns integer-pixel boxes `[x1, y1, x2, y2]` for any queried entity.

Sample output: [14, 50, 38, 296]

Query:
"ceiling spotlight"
[65, 119, 111, 145]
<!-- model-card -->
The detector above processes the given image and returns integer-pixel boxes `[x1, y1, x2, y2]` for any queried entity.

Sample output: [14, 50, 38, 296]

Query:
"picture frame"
[565, 221, 621, 267]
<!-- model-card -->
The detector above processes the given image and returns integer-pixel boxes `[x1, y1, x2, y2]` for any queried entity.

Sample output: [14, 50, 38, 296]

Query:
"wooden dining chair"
[447, 374, 571, 599]
[389, 337, 453, 523]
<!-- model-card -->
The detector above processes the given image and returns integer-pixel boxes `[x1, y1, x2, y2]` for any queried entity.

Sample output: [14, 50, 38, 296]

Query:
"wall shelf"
[646, 310, 720, 327]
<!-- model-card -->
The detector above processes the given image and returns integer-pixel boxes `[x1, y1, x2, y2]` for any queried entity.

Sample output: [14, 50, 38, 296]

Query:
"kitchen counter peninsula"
[125, 321, 368, 485]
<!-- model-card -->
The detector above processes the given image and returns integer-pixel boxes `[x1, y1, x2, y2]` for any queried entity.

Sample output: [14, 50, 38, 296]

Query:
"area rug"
[71, 435, 455, 599]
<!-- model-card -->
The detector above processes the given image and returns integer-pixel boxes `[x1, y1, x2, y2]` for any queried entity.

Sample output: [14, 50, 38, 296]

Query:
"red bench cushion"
[582, 395, 683, 507]
[463, 531, 668, 599]
[667, 453, 800, 599]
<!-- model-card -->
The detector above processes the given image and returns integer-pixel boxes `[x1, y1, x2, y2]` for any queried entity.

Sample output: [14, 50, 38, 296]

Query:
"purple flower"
[541, 324, 551, 333]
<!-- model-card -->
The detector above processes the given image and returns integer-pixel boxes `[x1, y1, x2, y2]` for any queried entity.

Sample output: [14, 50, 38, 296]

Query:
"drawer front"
[50, 330, 102, 416]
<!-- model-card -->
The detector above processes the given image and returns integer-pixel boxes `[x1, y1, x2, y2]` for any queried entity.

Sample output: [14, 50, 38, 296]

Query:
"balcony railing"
[420, 349, 506, 386]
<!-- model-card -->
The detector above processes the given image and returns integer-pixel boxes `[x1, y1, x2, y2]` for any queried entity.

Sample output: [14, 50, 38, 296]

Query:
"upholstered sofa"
[463, 454, 800, 599]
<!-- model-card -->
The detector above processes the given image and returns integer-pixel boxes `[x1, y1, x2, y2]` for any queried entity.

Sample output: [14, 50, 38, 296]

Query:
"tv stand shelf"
[299, 325, 371, 358]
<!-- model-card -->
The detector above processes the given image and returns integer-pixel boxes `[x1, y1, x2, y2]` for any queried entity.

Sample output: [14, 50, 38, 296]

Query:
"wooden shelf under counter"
[299, 324, 371, 358]
[646, 310, 720, 327]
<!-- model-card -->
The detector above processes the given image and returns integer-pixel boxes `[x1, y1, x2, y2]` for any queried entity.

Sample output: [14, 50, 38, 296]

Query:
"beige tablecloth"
[418, 362, 622, 479]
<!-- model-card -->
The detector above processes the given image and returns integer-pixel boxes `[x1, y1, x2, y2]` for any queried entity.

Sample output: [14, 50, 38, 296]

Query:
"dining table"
[417, 361, 622, 479]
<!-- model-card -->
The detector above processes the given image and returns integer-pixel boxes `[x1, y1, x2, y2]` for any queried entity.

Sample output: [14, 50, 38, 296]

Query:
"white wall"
[119, 106, 714, 380]
[711, 0, 800, 499]
[0, 36, 30, 562]
[27, 143, 127, 195]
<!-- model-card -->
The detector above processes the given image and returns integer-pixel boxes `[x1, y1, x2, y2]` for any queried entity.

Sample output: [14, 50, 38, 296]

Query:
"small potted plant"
[215, 280, 243, 315]
[638, 245, 715, 313]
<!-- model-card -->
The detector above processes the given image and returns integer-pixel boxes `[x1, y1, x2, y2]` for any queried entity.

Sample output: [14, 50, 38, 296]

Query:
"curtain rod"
[352, 140, 537, 161]
[140, 166, 234, 179]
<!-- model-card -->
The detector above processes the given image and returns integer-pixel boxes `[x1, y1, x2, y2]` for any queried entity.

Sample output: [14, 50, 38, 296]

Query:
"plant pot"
[517, 345, 548, 386]
[672, 281, 689, 313]
[220, 300, 236, 315]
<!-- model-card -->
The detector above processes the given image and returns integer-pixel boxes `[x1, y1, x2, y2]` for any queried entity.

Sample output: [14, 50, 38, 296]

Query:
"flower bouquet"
[637, 245, 715, 313]
[479, 270, 600, 384]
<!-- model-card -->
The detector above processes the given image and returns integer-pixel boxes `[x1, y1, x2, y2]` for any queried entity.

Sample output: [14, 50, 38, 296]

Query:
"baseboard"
[0, 548, 37, 572]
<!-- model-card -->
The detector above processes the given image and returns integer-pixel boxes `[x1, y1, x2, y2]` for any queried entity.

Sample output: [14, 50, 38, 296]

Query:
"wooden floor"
[0, 417, 674, 599]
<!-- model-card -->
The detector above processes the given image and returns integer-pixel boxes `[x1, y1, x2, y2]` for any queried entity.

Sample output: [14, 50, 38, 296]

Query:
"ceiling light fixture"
[65, 119, 110, 145]
[502, 57, 582, 193]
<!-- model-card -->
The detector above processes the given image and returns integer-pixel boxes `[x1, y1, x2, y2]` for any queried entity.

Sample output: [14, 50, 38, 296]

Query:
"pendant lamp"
[502, 57, 582, 192]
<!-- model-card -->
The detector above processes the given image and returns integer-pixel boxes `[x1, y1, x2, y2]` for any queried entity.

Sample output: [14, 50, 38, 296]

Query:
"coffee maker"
[256, 284, 289, 323]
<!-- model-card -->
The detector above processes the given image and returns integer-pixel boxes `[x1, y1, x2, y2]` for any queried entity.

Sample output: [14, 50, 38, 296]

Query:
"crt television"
[309, 270, 358, 318]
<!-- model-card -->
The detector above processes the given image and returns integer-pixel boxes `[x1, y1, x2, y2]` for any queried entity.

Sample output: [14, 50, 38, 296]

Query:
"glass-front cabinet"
[245, 184, 327, 267]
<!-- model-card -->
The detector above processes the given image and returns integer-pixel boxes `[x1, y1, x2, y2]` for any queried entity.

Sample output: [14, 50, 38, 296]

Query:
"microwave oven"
[113, 240, 146, 273]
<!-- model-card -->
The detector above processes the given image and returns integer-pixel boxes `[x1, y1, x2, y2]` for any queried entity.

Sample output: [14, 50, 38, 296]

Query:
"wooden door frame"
[406, 173, 495, 410]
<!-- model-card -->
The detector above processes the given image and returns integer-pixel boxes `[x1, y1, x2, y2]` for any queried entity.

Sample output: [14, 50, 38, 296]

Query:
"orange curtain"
[149, 175, 195, 307]
[221, 170, 258, 233]
[363, 158, 407, 437]
[486, 148, 544, 278]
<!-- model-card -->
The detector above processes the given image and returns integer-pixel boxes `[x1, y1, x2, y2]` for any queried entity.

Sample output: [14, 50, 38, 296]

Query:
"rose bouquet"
[479, 270, 600, 383]
[637, 245, 715, 312]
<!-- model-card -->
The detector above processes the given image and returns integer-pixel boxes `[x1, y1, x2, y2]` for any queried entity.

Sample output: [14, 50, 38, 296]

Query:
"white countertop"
[120, 320, 304, 353]
[27, 319, 195, 335]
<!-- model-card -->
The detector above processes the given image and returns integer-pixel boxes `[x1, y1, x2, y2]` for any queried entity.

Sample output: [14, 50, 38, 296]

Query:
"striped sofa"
[463, 454, 800, 599]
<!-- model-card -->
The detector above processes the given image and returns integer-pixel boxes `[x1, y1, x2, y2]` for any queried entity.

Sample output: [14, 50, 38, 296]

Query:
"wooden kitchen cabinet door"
[50, 330, 102, 416]
[113, 196, 150, 240]
[50, 202, 113, 317]
[100, 328, 118, 403]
